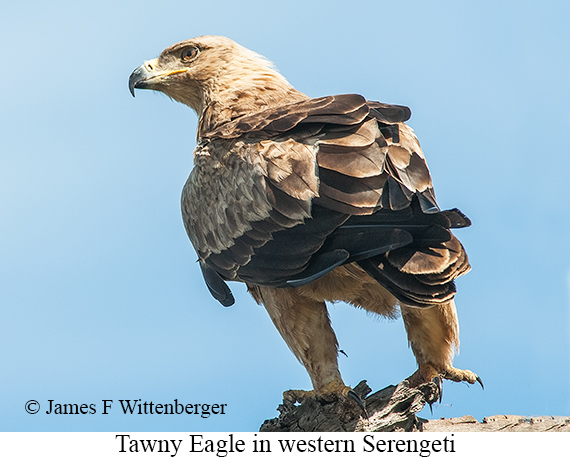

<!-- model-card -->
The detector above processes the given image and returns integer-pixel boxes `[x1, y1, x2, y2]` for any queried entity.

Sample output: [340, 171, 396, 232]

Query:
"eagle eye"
[181, 47, 199, 62]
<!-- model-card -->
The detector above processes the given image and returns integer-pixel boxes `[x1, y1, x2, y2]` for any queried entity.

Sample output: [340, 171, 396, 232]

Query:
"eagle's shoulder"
[202, 94, 410, 140]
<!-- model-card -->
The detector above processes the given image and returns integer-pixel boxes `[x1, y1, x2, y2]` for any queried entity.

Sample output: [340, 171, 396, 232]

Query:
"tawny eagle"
[129, 36, 481, 405]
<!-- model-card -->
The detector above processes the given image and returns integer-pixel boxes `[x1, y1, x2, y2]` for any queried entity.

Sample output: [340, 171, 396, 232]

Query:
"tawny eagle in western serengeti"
[129, 35, 481, 406]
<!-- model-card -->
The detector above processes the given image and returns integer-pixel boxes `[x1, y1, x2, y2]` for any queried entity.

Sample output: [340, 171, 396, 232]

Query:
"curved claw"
[433, 376, 443, 403]
[427, 377, 442, 415]
[476, 376, 484, 390]
[347, 389, 368, 419]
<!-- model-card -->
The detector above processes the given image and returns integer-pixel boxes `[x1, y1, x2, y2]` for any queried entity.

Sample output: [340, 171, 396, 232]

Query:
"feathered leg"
[400, 300, 480, 387]
[248, 284, 349, 398]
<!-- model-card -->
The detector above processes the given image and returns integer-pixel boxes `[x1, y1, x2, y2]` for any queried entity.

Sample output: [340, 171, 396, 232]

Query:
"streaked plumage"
[129, 36, 480, 401]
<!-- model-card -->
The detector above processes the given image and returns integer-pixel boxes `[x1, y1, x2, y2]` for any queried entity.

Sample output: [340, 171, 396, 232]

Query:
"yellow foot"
[282, 389, 316, 404]
[283, 381, 367, 417]
[407, 364, 483, 410]
[408, 363, 483, 388]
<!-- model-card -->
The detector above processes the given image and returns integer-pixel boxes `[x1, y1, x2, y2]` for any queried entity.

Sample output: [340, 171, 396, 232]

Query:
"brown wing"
[183, 94, 470, 307]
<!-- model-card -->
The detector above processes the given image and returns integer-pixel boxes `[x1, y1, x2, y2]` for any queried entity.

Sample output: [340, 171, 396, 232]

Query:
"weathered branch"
[260, 380, 438, 432]
[423, 415, 570, 432]
[260, 380, 570, 432]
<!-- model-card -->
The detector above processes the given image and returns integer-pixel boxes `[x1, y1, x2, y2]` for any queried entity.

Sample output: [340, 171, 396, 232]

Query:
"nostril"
[146, 62, 153, 71]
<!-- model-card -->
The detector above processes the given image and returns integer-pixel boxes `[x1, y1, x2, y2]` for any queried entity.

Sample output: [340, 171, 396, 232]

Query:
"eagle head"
[129, 35, 305, 129]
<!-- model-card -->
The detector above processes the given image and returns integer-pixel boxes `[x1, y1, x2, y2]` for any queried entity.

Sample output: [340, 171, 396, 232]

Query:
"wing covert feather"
[183, 94, 469, 308]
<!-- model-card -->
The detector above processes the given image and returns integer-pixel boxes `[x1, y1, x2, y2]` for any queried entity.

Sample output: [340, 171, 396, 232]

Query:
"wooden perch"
[260, 380, 439, 432]
[423, 415, 570, 432]
[260, 380, 570, 432]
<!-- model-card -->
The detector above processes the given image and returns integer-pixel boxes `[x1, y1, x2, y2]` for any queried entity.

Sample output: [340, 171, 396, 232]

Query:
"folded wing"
[182, 94, 470, 307]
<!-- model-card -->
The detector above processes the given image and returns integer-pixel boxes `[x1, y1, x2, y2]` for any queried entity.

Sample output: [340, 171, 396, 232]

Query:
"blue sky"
[1, 0, 569, 432]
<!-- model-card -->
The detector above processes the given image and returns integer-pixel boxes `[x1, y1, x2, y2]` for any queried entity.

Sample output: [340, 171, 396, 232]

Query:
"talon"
[347, 389, 368, 419]
[432, 376, 443, 403]
[476, 376, 484, 390]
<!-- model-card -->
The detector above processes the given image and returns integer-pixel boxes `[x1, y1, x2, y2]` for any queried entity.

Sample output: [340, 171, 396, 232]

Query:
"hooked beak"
[129, 59, 188, 97]
[129, 63, 154, 97]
